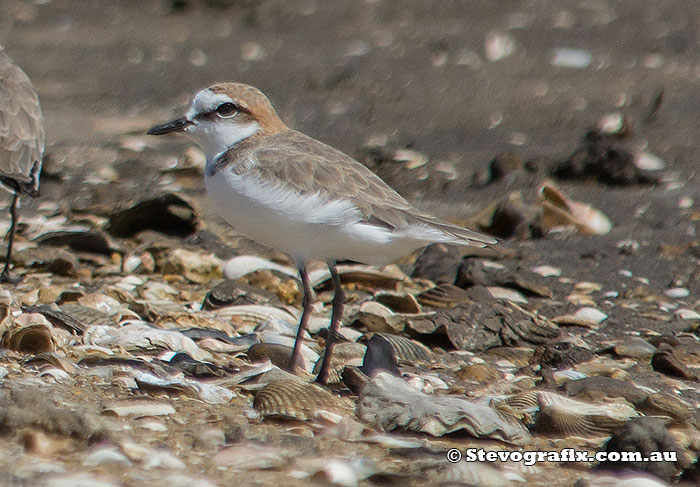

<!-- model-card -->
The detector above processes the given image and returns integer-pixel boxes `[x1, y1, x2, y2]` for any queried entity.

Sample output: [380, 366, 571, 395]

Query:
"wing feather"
[0, 48, 44, 194]
[223, 130, 495, 245]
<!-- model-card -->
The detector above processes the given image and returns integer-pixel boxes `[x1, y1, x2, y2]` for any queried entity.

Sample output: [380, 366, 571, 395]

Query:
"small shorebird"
[148, 83, 495, 384]
[0, 46, 44, 283]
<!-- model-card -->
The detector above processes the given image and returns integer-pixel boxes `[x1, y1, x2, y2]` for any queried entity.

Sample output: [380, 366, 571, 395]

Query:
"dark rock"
[651, 345, 698, 381]
[359, 334, 400, 378]
[456, 259, 552, 297]
[411, 243, 462, 284]
[597, 417, 690, 481]
[488, 151, 524, 182]
[551, 131, 658, 186]
[406, 301, 558, 351]
[106, 193, 199, 238]
[534, 340, 593, 369]
[247, 343, 294, 370]
[35, 230, 118, 255]
[478, 194, 530, 239]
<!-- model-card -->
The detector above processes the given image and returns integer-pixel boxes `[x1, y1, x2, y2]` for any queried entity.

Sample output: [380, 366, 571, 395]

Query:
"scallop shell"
[253, 379, 353, 420]
[536, 391, 637, 436]
[370, 333, 431, 363]
[417, 284, 472, 308]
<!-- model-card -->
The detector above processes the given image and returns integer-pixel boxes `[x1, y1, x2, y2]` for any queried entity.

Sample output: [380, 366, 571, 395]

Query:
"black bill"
[147, 117, 193, 135]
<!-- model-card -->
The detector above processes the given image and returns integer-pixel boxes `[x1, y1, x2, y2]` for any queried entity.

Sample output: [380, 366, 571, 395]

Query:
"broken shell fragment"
[539, 181, 613, 235]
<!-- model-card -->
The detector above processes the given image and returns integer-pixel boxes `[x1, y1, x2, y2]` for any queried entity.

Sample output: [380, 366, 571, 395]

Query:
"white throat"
[185, 120, 259, 161]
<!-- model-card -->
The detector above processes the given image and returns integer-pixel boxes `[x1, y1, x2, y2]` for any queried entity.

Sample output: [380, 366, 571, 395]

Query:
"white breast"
[205, 166, 438, 266]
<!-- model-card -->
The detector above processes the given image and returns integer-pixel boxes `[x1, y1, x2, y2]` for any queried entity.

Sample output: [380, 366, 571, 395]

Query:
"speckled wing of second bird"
[0, 48, 44, 193]
[218, 130, 496, 246]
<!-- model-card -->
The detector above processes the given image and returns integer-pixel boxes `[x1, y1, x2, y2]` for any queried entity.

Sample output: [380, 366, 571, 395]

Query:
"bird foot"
[0, 271, 22, 284]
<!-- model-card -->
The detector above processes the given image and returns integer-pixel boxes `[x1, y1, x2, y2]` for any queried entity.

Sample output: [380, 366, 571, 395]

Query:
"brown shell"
[253, 379, 353, 420]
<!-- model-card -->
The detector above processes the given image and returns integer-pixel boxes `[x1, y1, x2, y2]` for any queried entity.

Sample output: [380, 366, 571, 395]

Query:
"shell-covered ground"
[2, 1, 700, 486]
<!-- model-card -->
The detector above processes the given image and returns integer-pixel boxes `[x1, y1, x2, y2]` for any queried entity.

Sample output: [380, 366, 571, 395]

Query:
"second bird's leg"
[289, 262, 313, 374]
[315, 262, 345, 385]
[0, 192, 21, 284]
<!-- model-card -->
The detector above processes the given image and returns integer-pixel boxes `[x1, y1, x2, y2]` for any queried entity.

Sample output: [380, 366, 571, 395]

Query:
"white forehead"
[187, 89, 233, 119]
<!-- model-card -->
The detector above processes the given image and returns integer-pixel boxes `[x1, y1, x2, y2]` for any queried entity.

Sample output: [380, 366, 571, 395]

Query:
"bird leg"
[0, 191, 21, 284]
[315, 262, 345, 385]
[289, 262, 313, 374]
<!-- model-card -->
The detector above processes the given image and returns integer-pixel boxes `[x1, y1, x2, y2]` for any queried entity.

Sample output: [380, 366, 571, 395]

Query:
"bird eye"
[215, 102, 238, 118]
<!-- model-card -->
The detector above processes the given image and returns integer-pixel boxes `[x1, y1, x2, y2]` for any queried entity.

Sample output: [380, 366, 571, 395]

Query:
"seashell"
[160, 248, 222, 284]
[638, 392, 692, 422]
[141, 449, 186, 470]
[134, 417, 168, 432]
[357, 373, 530, 443]
[24, 352, 78, 374]
[102, 398, 176, 417]
[417, 283, 471, 308]
[562, 376, 648, 405]
[596, 112, 627, 135]
[83, 446, 132, 467]
[422, 461, 517, 487]
[134, 371, 235, 404]
[114, 275, 145, 292]
[202, 279, 253, 310]
[309, 264, 405, 290]
[1, 313, 58, 354]
[551, 47, 592, 68]
[137, 281, 180, 301]
[311, 341, 366, 384]
[531, 265, 561, 277]
[77, 293, 123, 316]
[553, 307, 607, 328]
[369, 332, 431, 363]
[485, 347, 535, 367]
[499, 390, 540, 414]
[664, 287, 689, 298]
[247, 343, 296, 370]
[485, 31, 515, 62]
[635, 151, 665, 171]
[122, 251, 156, 274]
[349, 301, 404, 334]
[393, 148, 428, 169]
[373, 291, 421, 314]
[675, 308, 700, 320]
[216, 304, 298, 328]
[253, 379, 353, 420]
[539, 181, 613, 235]
[212, 443, 286, 470]
[487, 286, 528, 304]
[613, 337, 656, 358]
[84, 322, 213, 362]
[536, 391, 637, 436]
[222, 255, 297, 280]
[456, 363, 502, 382]
[23, 304, 98, 333]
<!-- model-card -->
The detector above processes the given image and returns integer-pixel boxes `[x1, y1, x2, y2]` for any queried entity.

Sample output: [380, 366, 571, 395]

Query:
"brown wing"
[227, 130, 495, 245]
[0, 48, 44, 194]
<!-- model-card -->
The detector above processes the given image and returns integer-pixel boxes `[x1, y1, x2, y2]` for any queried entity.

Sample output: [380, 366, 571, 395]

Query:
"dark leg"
[289, 262, 313, 374]
[315, 262, 345, 385]
[0, 192, 21, 284]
